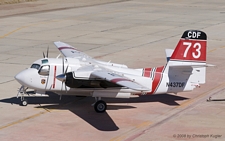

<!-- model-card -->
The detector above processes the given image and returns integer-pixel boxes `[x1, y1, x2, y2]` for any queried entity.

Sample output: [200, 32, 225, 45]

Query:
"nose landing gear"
[17, 86, 28, 106]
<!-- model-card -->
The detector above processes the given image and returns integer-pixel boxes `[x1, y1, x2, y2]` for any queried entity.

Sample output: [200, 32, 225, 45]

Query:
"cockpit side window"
[38, 65, 50, 76]
[31, 64, 41, 70]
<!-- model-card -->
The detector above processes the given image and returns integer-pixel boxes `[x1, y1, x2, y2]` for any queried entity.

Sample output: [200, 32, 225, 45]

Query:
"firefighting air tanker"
[15, 30, 212, 112]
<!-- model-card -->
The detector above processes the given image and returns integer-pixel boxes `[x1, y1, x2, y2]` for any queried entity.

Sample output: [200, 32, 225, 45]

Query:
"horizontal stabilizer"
[169, 63, 214, 68]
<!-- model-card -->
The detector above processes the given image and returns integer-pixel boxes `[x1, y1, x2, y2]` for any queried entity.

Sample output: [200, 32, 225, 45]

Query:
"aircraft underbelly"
[52, 87, 137, 97]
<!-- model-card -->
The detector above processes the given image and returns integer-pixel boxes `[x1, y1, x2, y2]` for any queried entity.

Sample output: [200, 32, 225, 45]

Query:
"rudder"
[170, 30, 207, 63]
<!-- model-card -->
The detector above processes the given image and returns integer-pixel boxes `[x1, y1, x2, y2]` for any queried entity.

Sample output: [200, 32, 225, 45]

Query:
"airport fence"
[0, 0, 36, 5]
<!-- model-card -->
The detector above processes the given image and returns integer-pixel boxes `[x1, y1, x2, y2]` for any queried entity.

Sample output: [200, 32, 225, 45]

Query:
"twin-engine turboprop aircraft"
[15, 30, 211, 113]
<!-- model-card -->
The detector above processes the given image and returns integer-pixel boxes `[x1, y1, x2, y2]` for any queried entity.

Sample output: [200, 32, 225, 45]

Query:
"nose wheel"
[94, 100, 107, 113]
[21, 99, 28, 106]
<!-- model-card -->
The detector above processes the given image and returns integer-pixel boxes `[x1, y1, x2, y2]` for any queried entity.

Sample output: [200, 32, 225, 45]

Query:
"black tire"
[94, 100, 107, 113]
[21, 99, 28, 106]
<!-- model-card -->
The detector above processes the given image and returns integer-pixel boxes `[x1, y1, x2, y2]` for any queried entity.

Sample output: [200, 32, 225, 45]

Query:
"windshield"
[30, 64, 41, 70]
[38, 65, 50, 76]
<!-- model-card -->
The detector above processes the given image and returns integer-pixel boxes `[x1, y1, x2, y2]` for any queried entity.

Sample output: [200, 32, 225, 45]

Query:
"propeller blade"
[46, 46, 49, 58]
[62, 57, 64, 73]
[65, 65, 69, 74]
[61, 81, 63, 91]
[60, 80, 67, 93]
[65, 84, 67, 93]
[43, 52, 45, 58]
[45, 77, 49, 90]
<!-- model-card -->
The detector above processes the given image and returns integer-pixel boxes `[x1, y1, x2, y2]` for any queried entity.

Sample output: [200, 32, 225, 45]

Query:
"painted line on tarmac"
[1, 98, 76, 128]
[208, 45, 225, 53]
[0, 79, 14, 84]
[111, 82, 225, 141]
[0, 111, 48, 130]
[0, 6, 130, 39]
[0, 96, 86, 130]
[0, 0, 130, 19]
[0, 26, 27, 39]
[178, 82, 225, 108]
[0, 20, 59, 39]
[208, 48, 217, 53]
[110, 121, 152, 141]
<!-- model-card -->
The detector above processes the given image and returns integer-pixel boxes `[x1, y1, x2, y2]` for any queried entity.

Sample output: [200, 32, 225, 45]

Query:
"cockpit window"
[30, 64, 40, 70]
[38, 65, 50, 76]
[42, 59, 48, 64]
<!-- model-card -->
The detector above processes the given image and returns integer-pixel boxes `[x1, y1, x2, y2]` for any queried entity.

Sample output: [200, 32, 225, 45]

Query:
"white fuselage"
[15, 57, 199, 98]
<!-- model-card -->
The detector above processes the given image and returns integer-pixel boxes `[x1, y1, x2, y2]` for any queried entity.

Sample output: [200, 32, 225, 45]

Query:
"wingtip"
[206, 64, 215, 67]
[54, 41, 61, 44]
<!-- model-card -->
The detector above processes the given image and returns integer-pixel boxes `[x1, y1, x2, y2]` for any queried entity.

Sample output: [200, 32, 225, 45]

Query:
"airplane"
[14, 30, 212, 113]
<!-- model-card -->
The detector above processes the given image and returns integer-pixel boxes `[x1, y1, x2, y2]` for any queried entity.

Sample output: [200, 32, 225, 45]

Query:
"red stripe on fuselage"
[143, 68, 152, 77]
[52, 66, 57, 88]
[147, 66, 164, 94]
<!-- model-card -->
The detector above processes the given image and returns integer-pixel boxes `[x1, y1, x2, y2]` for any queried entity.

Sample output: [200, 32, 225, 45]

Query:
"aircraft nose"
[14, 69, 31, 86]
[15, 72, 23, 82]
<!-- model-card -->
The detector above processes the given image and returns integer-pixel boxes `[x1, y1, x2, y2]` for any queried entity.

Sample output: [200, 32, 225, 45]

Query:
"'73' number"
[183, 42, 201, 58]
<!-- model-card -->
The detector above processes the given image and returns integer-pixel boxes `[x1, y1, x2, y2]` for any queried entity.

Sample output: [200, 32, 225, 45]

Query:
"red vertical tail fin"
[170, 30, 207, 62]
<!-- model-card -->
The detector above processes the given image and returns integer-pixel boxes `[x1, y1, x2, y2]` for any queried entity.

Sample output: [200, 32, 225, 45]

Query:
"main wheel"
[94, 100, 107, 113]
[21, 99, 28, 106]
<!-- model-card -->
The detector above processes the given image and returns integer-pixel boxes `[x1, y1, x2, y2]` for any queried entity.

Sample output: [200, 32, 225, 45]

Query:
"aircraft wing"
[54, 41, 91, 58]
[91, 70, 150, 91]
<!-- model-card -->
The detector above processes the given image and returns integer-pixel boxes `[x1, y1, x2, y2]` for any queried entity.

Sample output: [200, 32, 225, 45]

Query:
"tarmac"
[0, 0, 225, 141]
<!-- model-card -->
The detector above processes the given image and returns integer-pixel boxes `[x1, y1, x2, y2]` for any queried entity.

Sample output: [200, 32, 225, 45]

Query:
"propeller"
[43, 46, 49, 58]
[43, 47, 50, 91]
[56, 57, 69, 93]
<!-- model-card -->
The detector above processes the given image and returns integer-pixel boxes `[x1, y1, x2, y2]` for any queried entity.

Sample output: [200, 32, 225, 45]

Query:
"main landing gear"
[93, 97, 107, 113]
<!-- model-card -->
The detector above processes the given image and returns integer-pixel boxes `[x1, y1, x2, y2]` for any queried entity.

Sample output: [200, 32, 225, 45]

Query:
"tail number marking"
[183, 42, 201, 59]
[166, 82, 185, 87]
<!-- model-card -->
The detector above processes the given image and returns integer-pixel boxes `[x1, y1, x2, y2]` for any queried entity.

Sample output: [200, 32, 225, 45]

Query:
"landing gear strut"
[93, 97, 107, 113]
[17, 86, 28, 106]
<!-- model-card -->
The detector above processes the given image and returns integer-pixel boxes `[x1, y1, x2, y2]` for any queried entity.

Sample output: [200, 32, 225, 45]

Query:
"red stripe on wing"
[110, 78, 131, 83]
[58, 47, 76, 50]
